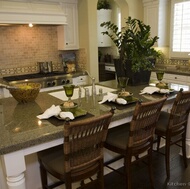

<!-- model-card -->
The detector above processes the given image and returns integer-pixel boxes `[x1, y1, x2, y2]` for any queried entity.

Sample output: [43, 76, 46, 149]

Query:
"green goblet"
[156, 71, 164, 83]
[63, 84, 75, 102]
[118, 77, 129, 92]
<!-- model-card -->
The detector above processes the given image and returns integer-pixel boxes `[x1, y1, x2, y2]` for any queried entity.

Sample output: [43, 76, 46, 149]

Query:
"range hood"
[0, 0, 67, 25]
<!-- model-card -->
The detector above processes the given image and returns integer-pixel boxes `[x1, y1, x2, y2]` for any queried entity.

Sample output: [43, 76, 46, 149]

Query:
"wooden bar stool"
[155, 89, 190, 178]
[104, 97, 167, 189]
[37, 108, 114, 189]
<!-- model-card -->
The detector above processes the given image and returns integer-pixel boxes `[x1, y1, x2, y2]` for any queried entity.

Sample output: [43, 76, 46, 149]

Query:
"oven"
[104, 64, 116, 81]
[105, 65, 116, 72]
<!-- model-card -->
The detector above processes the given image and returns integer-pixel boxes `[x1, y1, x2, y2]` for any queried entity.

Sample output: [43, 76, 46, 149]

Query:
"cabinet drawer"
[105, 66, 115, 72]
[72, 76, 88, 85]
[151, 72, 187, 85]
[164, 73, 187, 82]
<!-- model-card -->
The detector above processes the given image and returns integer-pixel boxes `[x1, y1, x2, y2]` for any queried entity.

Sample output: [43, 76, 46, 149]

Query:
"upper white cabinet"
[97, 9, 112, 47]
[143, 0, 169, 47]
[57, 1, 79, 50]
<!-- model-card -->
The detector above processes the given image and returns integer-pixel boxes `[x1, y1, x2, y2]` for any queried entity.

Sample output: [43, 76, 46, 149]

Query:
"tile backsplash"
[0, 25, 87, 77]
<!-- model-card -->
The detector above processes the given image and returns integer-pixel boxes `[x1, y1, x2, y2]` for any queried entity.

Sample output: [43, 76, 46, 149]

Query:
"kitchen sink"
[49, 85, 116, 101]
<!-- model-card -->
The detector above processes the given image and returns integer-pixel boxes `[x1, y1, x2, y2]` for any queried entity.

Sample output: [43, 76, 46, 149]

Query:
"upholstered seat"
[104, 97, 167, 189]
[38, 108, 114, 189]
[155, 111, 169, 132]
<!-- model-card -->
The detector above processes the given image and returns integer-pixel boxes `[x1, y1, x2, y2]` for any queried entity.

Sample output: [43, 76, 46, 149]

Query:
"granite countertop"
[0, 80, 176, 155]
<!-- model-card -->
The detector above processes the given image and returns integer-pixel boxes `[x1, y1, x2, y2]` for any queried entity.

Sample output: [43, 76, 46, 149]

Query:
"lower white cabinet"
[0, 88, 11, 98]
[151, 72, 188, 85]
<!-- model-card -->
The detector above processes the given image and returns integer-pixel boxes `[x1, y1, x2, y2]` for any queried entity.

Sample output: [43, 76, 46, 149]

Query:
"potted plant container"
[100, 16, 161, 85]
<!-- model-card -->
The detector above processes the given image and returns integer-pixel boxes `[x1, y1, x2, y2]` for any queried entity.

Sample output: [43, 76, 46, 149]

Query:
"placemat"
[102, 97, 139, 110]
[47, 112, 94, 126]
[152, 90, 178, 96]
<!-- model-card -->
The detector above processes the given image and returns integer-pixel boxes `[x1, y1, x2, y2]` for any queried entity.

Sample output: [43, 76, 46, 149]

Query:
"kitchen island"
[0, 80, 177, 189]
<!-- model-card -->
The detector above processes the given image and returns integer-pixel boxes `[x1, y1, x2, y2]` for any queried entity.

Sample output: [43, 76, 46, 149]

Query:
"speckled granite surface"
[0, 80, 176, 155]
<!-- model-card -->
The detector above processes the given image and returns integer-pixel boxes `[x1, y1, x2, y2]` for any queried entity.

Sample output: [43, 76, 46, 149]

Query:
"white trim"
[0, 0, 67, 25]
[170, 0, 190, 59]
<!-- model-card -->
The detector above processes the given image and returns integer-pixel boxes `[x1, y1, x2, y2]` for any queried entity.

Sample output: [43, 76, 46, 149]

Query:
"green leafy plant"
[100, 16, 161, 73]
[97, 0, 111, 10]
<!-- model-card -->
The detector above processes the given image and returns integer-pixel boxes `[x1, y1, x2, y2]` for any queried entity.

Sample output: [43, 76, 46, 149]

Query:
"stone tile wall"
[0, 25, 87, 77]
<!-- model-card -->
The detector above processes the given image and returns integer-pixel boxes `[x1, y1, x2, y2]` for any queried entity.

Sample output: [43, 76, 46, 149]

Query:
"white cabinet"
[72, 75, 88, 86]
[57, 2, 79, 50]
[0, 88, 11, 98]
[97, 9, 112, 47]
[150, 72, 189, 85]
[143, 0, 169, 47]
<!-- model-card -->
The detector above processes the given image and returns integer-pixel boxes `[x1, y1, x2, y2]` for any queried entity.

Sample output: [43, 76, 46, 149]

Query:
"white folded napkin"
[59, 112, 74, 120]
[98, 92, 127, 105]
[116, 98, 127, 105]
[37, 105, 61, 119]
[98, 92, 118, 104]
[140, 86, 160, 95]
[159, 89, 170, 94]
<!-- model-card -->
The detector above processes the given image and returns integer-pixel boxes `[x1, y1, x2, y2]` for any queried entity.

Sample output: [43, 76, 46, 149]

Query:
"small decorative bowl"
[60, 102, 78, 113]
[118, 91, 133, 101]
[8, 83, 41, 103]
[156, 82, 169, 89]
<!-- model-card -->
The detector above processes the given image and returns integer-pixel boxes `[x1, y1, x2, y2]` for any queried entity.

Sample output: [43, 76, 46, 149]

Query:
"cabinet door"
[97, 9, 112, 47]
[58, 3, 79, 50]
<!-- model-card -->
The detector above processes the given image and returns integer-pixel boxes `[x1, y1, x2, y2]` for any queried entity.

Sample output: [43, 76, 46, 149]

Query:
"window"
[170, 0, 190, 58]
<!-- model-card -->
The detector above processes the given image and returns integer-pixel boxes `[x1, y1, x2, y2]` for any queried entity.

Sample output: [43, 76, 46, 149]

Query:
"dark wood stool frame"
[38, 107, 115, 189]
[104, 97, 167, 189]
[155, 89, 190, 178]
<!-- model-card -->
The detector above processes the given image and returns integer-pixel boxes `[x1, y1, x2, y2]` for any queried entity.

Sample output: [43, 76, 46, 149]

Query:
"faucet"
[85, 70, 96, 96]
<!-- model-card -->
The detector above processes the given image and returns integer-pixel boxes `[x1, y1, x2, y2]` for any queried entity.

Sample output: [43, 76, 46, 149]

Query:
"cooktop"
[3, 71, 67, 82]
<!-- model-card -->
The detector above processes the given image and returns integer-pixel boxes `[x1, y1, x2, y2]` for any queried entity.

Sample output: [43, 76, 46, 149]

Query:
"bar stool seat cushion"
[106, 124, 130, 152]
[156, 111, 170, 133]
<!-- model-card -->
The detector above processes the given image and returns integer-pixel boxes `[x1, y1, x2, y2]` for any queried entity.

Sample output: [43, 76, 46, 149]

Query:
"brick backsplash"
[0, 25, 87, 78]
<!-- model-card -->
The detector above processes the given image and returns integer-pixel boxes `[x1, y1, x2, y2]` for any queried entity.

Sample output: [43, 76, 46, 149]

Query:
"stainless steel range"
[3, 72, 72, 89]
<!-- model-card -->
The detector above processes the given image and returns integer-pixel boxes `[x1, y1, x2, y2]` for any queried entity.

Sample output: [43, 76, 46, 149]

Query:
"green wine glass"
[156, 72, 164, 83]
[63, 84, 75, 102]
[118, 77, 129, 92]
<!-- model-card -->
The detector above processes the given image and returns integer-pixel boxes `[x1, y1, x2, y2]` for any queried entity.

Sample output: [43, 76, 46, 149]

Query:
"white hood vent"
[0, 0, 67, 25]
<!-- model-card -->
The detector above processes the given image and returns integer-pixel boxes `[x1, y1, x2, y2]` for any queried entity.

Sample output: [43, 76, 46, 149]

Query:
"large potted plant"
[97, 0, 111, 10]
[100, 16, 161, 85]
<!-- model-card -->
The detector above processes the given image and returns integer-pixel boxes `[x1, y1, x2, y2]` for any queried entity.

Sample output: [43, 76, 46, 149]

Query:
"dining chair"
[37, 108, 114, 189]
[155, 89, 190, 178]
[104, 96, 167, 189]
